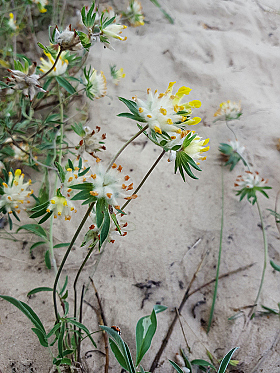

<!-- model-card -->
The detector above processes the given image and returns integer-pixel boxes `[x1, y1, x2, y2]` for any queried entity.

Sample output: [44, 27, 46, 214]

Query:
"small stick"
[149, 262, 255, 372]
[175, 308, 191, 353]
[77, 284, 85, 362]
[89, 278, 109, 373]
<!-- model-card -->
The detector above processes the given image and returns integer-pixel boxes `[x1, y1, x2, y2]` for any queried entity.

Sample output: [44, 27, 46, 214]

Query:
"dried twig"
[149, 262, 255, 372]
[175, 308, 191, 353]
[89, 277, 109, 373]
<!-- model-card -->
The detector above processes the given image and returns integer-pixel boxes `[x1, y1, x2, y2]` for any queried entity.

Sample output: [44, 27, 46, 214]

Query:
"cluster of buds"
[214, 100, 242, 122]
[76, 125, 106, 157]
[54, 25, 82, 51]
[235, 171, 271, 204]
[6, 62, 46, 101]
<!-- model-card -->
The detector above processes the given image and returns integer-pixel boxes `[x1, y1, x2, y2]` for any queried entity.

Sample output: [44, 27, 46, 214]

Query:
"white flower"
[110, 65, 125, 85]
[0, 169, 33, 214]
[32, 0, 48, 13]
[102, 23, 127, 42]
[89, 163, 137, 208]
[62, 159, 91, 198]
[168, 131, 209, 163]
[77, 125, 106, 156]
[7, 62, 46, 101]
[235, 171, 268, 190]
[126, 0, 144, 27]
[8, 13, 17, 31]
[134, 82, 201, 136]
[214, 100, 242, 122]
[88, 70, 107, 99]
[39, 52, 68, 76]
[54, 25, 82, 51]
[227, 140, 245, 157]
[46, 194, 76, 220]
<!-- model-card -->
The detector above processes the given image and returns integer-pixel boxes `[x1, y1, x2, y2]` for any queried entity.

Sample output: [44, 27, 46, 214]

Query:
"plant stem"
[53, 202, 95, 322]
[226, 120, 237, 141]
[207, 164, 224, 333]
[248, 198, 268, 319]
[121, 149, 166, 210]
[39, 49, 62, 81]
[106, 125, 149, 172]
[73, 238, 99, 354]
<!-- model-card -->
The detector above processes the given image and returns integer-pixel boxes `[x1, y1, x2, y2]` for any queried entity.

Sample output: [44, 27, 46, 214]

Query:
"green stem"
[248, 198, 268, 319]
[106, 125, 149, 172]
[225, 120, 237, 141]
[53, 203, 95, 322]
[121, 149, 166, 210]
[73, 238, 99, 355]
[207, 164, 224, 333]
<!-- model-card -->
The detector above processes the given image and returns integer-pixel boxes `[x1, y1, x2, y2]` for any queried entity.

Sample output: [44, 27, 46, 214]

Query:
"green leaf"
[30, 201, 50, 213]
[46, 323, 61, 339]
[101, 326, 135, 373]
[58, 322, 65, 358]
[53, 243, 70, 248]
[68, 319, 97, 347]
[117, 112, 146, 122]
[56, 76, 76, 95]
[45, 250, 51, 269]
[0, 295, 46, 334]
[54, 161, 65, 183]
[70, 182, 93, 190]
[96, 198, 106, 228]
[191, 359, 216, 371]
[31, 327, 48, 347]
[135, 308, 157, 366]
[181, 349, 192, 373]
[169, 360, 185, 373]
[27, 287, 53, 297]
[17, 224, 48, 239]
[61, 358, 72, 365]
[39, 212, 52, 224]
[71, 122, 86, 137]
[29, 241, 46, 252]
[109, 338, 129, 371]
[99, 208, 110, 249]
[261, 305, 279, 314]
[38, 169, 49, 204]
[153, 305, 167, 314]
[118, 97, 140, 116]
[270, 260, 280, 272]
[217, 347, 238, 373]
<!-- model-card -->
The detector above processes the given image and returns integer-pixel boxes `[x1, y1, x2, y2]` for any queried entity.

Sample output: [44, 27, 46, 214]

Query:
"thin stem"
[106, 125, 149, 172]
[53, 202, 95, 322]
[121, 149, 166, 211]
[38, 49, 62, 81]
[77, 284, 85, 362]
[225, 120, 237, 141]
[207, 164, 224, 333]
[248, 198, 268, 319]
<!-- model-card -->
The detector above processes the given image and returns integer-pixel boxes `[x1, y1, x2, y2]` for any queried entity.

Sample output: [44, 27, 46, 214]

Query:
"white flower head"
[0, 169, 33, 214]
[134, 82, 201, 137]
[86, 69, 107, 99]
[62, 159, 91, 199]
[101, 22, 127, 48]
[32, 0, 48, 13]
[228, 140, 245, 155]
[77, 125, 106, 157]
[214, 100, 242, 122]
[126, 0, 144, 27]
[89, 162, 137, 208]
[39, 51, 68, 76]
[54, 25, 82, 51]
[235, 171, 271, 204]
[167, 131, 209, 163]
[110, 65, 125, 85]
[7, 63, 46, 101]
[46, 191, 76, 220]
[8, 13, 17, 31]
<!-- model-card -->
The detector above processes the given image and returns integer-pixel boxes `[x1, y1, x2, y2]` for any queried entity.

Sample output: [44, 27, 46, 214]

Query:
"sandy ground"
[1, 0, 280, 372]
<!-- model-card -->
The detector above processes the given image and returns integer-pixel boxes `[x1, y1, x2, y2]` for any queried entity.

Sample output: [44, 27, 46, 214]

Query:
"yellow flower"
[214, 100, 242, 122]
[32, 0, 48, 13]
[134, 82, 201, 135]
[39, 51, 68, 76]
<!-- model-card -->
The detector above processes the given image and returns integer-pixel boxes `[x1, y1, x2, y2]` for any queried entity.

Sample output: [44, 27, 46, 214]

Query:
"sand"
[1, 0, 280, 372]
